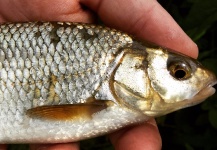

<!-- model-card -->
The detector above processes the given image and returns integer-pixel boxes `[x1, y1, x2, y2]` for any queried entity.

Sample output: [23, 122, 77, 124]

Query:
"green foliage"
[8, 0, 217, 149]
[184, 0, 217, 41]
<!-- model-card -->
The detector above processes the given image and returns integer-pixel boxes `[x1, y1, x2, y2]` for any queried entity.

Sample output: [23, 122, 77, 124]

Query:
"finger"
[80, 0, 198, 58]
[29, 143, 79, 150]
[109, 119, 162, 150]
[0, 144, 7, 150]
[0, 0, 95, 23]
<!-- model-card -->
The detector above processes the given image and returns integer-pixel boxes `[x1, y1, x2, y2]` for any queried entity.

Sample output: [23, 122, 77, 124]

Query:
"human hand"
[0, 0, 198, 149]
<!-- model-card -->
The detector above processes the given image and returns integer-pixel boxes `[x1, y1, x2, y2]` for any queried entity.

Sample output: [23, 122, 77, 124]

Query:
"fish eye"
[168, 61, 191, 80]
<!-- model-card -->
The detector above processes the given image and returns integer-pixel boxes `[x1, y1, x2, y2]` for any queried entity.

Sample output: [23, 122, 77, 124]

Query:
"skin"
[0, 0, 198, 149]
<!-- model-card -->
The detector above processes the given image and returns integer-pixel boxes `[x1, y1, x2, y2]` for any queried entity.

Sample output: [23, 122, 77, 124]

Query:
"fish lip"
[176, 82, 216, 110]
[202, 79, 217, 96]
[207, 80, 217, 88]
[185, 80, 217, 106]
[140, 80, 217, 117]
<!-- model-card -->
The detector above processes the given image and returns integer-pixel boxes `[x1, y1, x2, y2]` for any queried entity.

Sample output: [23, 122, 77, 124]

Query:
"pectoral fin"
[27, 100, 114, 121]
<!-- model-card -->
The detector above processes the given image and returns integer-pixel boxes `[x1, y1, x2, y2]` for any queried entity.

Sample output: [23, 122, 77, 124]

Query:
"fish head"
[144, 48, 216, 116]
[113, 47, 216, 117]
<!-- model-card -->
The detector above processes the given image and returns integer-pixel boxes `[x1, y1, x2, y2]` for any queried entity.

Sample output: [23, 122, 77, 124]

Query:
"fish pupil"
[174, 69, 186, 79]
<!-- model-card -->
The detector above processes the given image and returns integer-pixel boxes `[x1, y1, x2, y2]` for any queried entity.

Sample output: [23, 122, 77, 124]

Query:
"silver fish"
[0, 22, 216, 143]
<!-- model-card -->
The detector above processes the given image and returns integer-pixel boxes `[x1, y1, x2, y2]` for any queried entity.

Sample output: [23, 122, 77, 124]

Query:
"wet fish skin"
[0, 22, 143, 143]
[0, 22, 215, 143]
[0, 22, 132, 106]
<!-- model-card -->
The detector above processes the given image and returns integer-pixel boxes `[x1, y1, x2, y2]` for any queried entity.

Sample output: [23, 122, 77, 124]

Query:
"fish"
[0, 22, 216, 143]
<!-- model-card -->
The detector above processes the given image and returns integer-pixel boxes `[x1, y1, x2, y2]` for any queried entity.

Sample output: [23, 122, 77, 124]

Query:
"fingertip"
[80, 0, 198, 58]
[30, 143, 79, 150]
[0, 0, 96, 24]
[109, 119, 162, 150]
[0, 144, 7, 150]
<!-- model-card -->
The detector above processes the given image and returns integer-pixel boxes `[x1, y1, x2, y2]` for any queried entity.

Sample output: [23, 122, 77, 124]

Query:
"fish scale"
[0, 22, 215, 143]
[0, 22, 132, 107]
[0, 22, 140, 143]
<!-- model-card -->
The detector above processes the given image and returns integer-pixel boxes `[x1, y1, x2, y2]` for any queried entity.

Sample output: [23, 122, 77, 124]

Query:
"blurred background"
[157, 0, 217, 149]
[8, 0, 217, 149]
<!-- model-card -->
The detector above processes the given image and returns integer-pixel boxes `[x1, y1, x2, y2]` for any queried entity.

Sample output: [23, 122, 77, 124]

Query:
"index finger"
[109, 119, 162, 150]
[80, 0, 198, 58]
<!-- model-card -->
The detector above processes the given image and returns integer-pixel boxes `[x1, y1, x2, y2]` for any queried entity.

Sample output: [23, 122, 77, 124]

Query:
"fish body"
[0, 22, 216, 143]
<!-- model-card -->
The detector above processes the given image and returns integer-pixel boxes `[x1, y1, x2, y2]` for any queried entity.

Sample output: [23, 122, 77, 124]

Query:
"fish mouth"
[184, 81, 217, 107]
[146, 82, 217, 117]
[138, 81, 217, 117]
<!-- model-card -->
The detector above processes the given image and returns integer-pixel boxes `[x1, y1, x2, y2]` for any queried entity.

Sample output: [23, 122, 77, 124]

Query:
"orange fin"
[26, 100, 114, 121]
